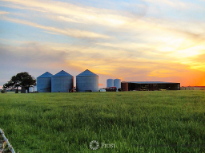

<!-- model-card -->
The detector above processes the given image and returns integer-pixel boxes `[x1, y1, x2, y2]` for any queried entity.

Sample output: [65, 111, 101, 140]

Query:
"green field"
[0, 91, 205, 153]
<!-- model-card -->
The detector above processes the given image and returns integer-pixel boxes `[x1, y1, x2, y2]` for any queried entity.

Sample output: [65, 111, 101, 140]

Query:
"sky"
[0, 0, 205, 88]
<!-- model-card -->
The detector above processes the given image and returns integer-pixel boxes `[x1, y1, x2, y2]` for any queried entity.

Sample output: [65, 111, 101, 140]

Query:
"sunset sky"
[1, 0, 205, 88]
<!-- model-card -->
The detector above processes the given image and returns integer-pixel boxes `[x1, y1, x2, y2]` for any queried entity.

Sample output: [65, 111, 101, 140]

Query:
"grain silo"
[29, 87, 33, 93]
[76, 69, 99, 92]
[51, 70, 73, 92]
[107, 79, 114, 87]
[114, 79, 121, 91]
[33, 86, 37, 92]
[37, 72, 53, 92]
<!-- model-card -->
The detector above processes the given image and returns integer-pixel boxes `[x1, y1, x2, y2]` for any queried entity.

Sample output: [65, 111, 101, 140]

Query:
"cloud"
[0, 42, 80, 86]
[0, 42, 66, 66]
[190, 53, 205, 63]
[0, 0, 147, 27]
[1, 40, 205, 87]
[0, 11, 9, 15]
[144, 0, 203, 10]
[2, 0, 205, 42]
[1, 17, 110, 39]
[0, 4, 47, 12]
[1, 0, 205, 87]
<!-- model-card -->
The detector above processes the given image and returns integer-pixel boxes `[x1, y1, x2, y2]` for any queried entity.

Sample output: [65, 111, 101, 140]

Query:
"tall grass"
[0, 91, 205, 152]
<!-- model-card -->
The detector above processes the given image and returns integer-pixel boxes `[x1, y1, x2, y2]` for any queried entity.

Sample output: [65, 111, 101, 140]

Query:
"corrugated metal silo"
[33, 86, 37, 92]
[76, 69, 99, 92]
[37, 72, 53, 92]
[107, 79, 114, 87]
[114, 79, 121, 90]
[29, 87, 33, 93]
[51, 70, 73, 92]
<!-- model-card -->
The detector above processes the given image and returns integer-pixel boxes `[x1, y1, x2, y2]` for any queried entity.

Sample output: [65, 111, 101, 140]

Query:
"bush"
[1, 90, 6, 93]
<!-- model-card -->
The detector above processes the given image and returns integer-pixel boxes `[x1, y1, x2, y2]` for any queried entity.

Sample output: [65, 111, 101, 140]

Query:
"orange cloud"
[1, 40, 205, 87]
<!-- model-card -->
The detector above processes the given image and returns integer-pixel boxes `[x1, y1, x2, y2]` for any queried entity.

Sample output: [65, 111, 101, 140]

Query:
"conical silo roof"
[38, 72, 53, 78]
[53, 70, 73, 77]
[77, 69, 98, 76]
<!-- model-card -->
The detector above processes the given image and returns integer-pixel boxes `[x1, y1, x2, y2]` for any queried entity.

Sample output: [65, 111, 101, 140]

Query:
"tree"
[3, 72, 36, 93]
[3, 80, 14, 90]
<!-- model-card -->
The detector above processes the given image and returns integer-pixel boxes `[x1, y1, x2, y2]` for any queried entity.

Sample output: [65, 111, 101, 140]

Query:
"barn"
[121, 81, 180, 91]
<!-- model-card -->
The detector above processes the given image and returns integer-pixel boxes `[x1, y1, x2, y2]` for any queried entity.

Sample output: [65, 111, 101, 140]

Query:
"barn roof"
[122, 81, 180, 84]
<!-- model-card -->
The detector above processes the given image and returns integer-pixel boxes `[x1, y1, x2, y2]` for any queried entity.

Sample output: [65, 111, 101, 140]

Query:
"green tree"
[3, 72, 36, 93]
[3, 80, 14, 90]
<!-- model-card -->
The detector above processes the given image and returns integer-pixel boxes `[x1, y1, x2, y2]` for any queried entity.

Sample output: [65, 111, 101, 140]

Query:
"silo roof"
[53, 70, 73, 77]
[38, 72, 53, 78]
[77, 69, 98, 76]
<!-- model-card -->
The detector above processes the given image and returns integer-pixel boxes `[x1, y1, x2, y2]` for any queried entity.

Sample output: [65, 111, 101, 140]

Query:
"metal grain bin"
[114, 79, 121, 90]
[29, 87, 33, 93]
[33, 86, 37, 92]
[76, 69, 99, 92]
[51, 70, 73, 92]
[37, 72, 53, 92]
[107, 79, 114, 88]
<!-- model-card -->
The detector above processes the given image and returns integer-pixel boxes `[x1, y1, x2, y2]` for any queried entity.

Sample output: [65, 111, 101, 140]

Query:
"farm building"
[121, 81, 180, 91]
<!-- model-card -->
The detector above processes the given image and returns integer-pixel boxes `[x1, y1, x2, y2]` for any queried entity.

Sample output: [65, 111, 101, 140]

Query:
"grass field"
[0, 91, 205, 153]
